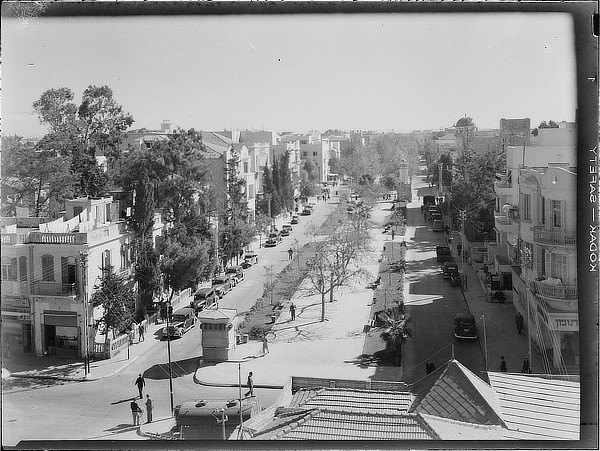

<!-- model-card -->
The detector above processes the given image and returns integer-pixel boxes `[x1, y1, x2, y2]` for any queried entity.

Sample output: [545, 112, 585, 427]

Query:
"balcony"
[530, 280, 578, 312]
[532, 226, 576, 246]
[32, 281, 78, 296]
[494, 215, 519, 236]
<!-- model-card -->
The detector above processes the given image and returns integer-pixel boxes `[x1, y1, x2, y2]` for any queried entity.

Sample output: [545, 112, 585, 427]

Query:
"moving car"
[290, 215, 299, 224]
[212, 275, 232, 297]
[453, 312, 478, 339]
[226, 265, 245, 284]
[192, 287, 217, 312]
[163, 307, 196, 338]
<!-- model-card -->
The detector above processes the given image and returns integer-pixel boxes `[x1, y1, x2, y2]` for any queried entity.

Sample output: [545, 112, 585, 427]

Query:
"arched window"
[41, 255, 54, 281]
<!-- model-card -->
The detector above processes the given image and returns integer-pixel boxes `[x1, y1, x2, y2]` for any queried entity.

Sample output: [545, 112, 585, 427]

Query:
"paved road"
[2, 196, 337, 447]
[400, 175, 486, 384]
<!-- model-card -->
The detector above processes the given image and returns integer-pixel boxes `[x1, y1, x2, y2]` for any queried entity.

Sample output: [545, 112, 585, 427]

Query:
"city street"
[1, 197, 337, 446]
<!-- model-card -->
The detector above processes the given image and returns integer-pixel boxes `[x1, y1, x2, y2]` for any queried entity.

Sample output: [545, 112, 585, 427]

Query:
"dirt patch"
[237, 206, 347, 340]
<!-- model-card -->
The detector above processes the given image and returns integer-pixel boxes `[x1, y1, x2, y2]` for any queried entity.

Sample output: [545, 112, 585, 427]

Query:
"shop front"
[42, 310, 79, 357]
[1, 297, 33, 356]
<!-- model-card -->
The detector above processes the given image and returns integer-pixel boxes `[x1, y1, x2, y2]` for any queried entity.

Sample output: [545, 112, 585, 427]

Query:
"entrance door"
[44, 324, 56, 354]
[22, 323, 32, 353]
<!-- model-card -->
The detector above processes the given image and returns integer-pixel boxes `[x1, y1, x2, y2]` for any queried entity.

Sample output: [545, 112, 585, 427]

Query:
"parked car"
[268, 231, 282, 243]
[282, 223, 293, 233]
[280, 228, 290, 237]
[212, 275, 232, 297]
[163, 307, 196, 338]
[436, 245, 453, 263]
[453, 312, 478, 339]
[242, 251, 258, 268]
[226, 265, 245, 284]
[192, 287, 217, 312]
[265, 237, 278, 247]
[432, 219, 445, 232]
[442, 261, 459, 279]
[301, 208, 312, 216]
[290, 215, 299, 224]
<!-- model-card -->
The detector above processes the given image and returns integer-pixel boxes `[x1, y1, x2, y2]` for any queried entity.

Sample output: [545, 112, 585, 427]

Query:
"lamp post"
[165, 299, 174, 415]
[78, 250, 90, 377]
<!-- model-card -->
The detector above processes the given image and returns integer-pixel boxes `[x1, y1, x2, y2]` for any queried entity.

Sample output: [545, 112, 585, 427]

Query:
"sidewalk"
[451, 231, 544, 376]
[4, 319, 169, 382]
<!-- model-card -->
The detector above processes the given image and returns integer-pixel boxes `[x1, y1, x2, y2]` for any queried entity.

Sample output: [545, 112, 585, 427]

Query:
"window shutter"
[544, 251, 551, 278]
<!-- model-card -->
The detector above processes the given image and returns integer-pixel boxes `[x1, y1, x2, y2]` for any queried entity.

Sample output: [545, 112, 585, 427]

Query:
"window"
[302, 152, 307, 158]
[2, 257, 17, 281]
[42, 255, 55, 281]
[19, 256, 27, 282]
[552, 200, 563, 228]
[102, 250, 111, 275]
[521, 193, 531, 221]
[120, 244, 129, 269]
[312, 152, 318, 157]
[540, 196, 545, 225]
[243, 162, 249, 173]
[551, 253, 568, 281]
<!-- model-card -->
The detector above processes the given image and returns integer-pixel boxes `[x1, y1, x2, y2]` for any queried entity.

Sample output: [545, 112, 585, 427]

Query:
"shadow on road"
[102, 423, 139, 434]
[110, 395, 138, 406]
[143, 356, 201, 380]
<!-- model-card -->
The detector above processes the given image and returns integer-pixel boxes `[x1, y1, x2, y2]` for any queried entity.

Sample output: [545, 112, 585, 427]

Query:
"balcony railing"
[32, 281, 78, 296]
[530, 280, 578, 311]
[494, 180, 512, 189]
[532, 226, 576, 246]
[495, 215, 516, 226]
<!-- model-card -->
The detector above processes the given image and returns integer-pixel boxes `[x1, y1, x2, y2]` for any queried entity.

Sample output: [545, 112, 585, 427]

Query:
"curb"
[192, 362, 284, 390]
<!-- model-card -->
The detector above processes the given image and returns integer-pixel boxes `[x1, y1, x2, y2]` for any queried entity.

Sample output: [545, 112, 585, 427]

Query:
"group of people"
[131, 373, 153, 426]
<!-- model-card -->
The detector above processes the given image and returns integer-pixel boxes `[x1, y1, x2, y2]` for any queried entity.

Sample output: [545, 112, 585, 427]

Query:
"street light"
[165, 299, 174, 416]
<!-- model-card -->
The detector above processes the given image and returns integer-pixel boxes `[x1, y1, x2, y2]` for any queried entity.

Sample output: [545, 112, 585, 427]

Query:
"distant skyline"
[2, 13, 577, 137]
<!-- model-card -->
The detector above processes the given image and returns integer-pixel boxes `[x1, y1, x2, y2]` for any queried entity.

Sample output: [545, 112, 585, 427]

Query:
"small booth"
[197, 308, 240, 362]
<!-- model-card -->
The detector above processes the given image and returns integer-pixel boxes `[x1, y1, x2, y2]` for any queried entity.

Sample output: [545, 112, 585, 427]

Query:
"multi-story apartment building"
[490, 121, 577, 372]
[1, 196, 164, 359]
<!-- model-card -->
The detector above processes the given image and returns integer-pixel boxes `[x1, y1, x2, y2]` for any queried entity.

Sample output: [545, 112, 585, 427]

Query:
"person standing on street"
[289, 303, 296, 321]
[145, 394, 153, 423]
[130, 399, 142, 426]
[516, 312, 524, 334]
[135, 373, 145, 399]
[288, 248, 293, 261]
[391, 229, 395, 241]
[500, 356, 507, 372]
[138, 324, 145, 342]
[245, 372, 254, 397]
[262, 335, 269, 355]
[521, 356, 532, 374]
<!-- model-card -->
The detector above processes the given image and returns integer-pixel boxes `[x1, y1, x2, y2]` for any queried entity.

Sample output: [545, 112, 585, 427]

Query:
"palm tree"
[379, 311, 412, 366]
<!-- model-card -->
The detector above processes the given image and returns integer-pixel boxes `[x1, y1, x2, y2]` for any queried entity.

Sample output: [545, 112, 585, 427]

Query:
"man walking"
[244, 372, 254, 397]
[135, 373, 145, 399]
[521, 356, 532, 374]
[500, 356, 507, 372]
[288, 248, 293, 261]
[145, 394, 153, 423]
[516, 312, 524, 334]
[130, 399, 142, 426]
[391, 229, 395, 241]
[138, 324, 145, 342]
[289, 303, 296, 321]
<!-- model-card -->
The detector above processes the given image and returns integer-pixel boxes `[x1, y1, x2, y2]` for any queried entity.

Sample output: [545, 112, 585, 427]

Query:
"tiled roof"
[290, 387, 413, 413]
[255, 409, 438, 441]
[487, 372, 580, 440]
[420, 413, 504, 440]
[201, 141, 227, 158]
[409, 359, 505, 426]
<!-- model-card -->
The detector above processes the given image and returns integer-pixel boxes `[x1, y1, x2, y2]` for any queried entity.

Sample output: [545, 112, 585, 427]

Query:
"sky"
[2, 12, 577, 137]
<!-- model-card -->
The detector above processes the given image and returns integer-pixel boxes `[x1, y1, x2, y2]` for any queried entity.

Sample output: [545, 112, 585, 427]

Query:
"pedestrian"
[516, 312, 524, 334]
[262, 335, 269, 355]
[445, 225, 450, 236]
[144, 314, 149, 331]
[521, 356, 531, 374]
[289, 303, 296, 321]
[130, 399, 142, 426]
[391, 229, 395, 241]
[244, 372, 254, 397]
[168, 304, 173, 321]
[482, 263, 489, 276]
[500, 356, 507, 372]
[145, 394, 153, 423]
[135, 373, 145, 399]
[457, 242, 462, 256]
[426, 360, 435, 374]
[288, 248, 293, 261]
[327, 194, 330, 201]
[138, 324, 145, 342]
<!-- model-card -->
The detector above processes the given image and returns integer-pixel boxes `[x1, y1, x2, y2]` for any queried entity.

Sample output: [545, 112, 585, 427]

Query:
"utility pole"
[78, 250, 90, 377]
[166, 298, 174, 415]
[238, 363, 244, 440]
[460, 210, 467, 291]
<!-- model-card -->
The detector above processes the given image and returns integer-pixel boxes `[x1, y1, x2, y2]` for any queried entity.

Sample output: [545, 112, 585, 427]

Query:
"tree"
[379, 311, 412, 366]
[1, 135, 75, 217]
[531, 120, 559, 136]
[306, 215, 372, 321]
[302, 158, 319, 182]
[90, 265, 136, 337]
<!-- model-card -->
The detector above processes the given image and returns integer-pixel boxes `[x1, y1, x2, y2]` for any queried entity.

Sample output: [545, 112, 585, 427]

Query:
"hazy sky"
[2, 12, 577, 137]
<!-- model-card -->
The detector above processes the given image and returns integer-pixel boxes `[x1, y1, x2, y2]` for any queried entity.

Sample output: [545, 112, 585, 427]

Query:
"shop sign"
[547, 313, 579, 331]
[3, 297, 30, 309]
